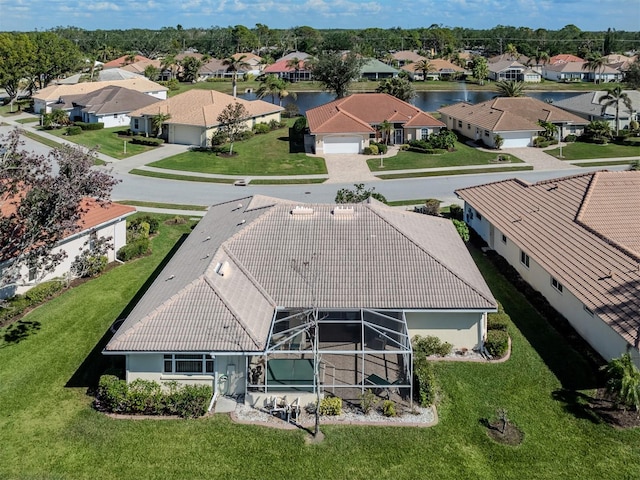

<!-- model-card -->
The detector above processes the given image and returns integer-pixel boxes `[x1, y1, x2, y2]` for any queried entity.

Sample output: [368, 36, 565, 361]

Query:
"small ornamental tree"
[216, 102, 249, 155]
[335, 183, 387, 204]
[0, 128, 118, 288]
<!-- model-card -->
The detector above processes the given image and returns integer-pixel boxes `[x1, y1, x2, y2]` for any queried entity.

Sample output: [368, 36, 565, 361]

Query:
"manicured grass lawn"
[45, 126, 156, 159]
[129, 169, 237, 183]
[1, 219, 639, 479]
[547, 141, 640, 160]
[116, 200, 208, 211]
[19, 130, 106, 165]
[368, 143, 523, 172]
[15, 117, 40, 124]
[149, 123, 327, 176]
[378, 165, 533, 179]
[575, 160, 637, 168]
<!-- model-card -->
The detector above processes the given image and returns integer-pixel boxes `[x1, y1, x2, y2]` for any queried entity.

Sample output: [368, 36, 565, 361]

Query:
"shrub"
[283, 104, 299, 118]
[97, 375, 128, 413]
[413, 358, 436, 407]
[414, 198, 441, 217]
[71, 254, 108, 278]
[74, 121, 104, 131]
[382, 399, 397, 417]
[269, 119, 285, 130]
[448, 204, 463, 220]
[116, 238, 151, 262]
[292, 116, 307, 133]
[165, 215, 187, 225]
[161, 79, 180, 91]
[370, 141, 387, 154]
[127, 379, 164, 414]
[485, 330, 509, 358]
[170, 384, 212, 418]
[360, 389, 378, 414]
[487, 312, 510, 331]
[412, 335, 452, 358]
[129, 215, 160, 235]
[23, 279, 65, 304]
[564, 134, 577, 142]
[0, 296, 30, 323]
[131, 136, 163, 146]
[451, 219, 470, 242]
[319, 396, 342, 416]
[66, 126, 82, 136]
[253, 123, 270, 134]
[363, 144, 379, 155]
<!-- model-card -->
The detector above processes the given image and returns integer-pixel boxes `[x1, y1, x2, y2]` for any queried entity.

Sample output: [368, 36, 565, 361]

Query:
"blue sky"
[1, 0, 638, 32]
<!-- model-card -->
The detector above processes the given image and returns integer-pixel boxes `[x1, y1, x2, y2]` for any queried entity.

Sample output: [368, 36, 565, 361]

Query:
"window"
[421, 128, 429, 140]
[458, 120, 462, 128]
[484, 130, 490, 137]
[501, 234, 507, 244]
[477, 213, 482, 221]
[133, 119, 139, 130]
[163, 354, 214, 374]
[551, 277, 563, 293]
[520, 250, 530, 268]
[467, 123, 471, 130]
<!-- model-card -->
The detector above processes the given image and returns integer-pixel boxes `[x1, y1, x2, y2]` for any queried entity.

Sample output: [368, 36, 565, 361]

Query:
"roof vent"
[215, 261, 230, 277]
[291, 206, 314, 216]
[333, 205, 354, 216]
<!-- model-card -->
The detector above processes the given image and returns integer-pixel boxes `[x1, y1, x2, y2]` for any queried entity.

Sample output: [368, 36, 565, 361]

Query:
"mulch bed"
[485, 421, 525, 446]
[589, 388, 640, 429]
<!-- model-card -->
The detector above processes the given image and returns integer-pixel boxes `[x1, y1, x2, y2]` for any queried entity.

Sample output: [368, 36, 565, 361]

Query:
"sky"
[0, 0, 639, 32]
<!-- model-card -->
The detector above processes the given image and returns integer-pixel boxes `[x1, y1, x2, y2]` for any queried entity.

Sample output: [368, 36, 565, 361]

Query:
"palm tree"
[223, 55, 249, 98]
[161, 55, 178, 80]
[286, 57, 301, 83]
[601, 353, 640, 411]
[599, 86, 633, 136]
[152, 112, 171, 138]
[505, 43, 520, 60]
[414, 59, 435, 81]
[494, 80, 526, 97]
[583, 55, 607, 84]
[379, 120, 392, 145]
[256, 75, 297, 106]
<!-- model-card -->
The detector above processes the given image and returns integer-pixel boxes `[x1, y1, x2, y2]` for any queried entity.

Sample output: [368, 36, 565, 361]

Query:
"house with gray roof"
[104, 195, 496, 407]
[553, 90, 640, 132]
[488, 61, 541, 83]
[360, 58, 399, 80]
[456, 171, 640, 368]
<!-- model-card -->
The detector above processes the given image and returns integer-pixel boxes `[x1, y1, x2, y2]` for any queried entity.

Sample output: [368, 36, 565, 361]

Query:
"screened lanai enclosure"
[247, 309, 413, 404]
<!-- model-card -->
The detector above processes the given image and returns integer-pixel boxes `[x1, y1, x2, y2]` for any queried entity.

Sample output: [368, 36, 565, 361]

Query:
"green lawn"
[116, 200, 209, 211]
[0, 220, 639, 479]
[129, 169, 237, 183]
[547, 141, 640, 160]
[15, 117, 40, 124]
[368, 142, 523, 172]
[44, 126, 157, 159]
[378, 165, 533, 179]
[149, 123, 327, 176]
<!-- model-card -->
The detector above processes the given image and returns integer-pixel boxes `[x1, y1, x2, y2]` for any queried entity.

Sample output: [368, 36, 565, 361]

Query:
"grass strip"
[15, 117, 40, 124]
[116, 200, 209, 211]
[378, 165, 533, 179]
[573, 160, 636, 168]
[129, 169, 237, 183]
[248, 178, 326, 185]
[20, 130, 63, 149]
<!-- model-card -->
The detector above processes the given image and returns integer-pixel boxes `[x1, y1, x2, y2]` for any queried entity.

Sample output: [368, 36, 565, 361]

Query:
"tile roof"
[544, 62, 620, 74]
[392, 51, 427, 63]
[105, 195, 496, 353]
[456, 171, 640, 348]
[488, 53, 531, 64]
[307, 93, 444, 134]
[128, 90, 283, 128]
[263, 58, 308, 74]
[61, 85, 161, 115]
[361, 58, 400, 74]
[438, 97, 588, 132]
[549, 54, 585, 64]
[119, 59, 162, 74]
[488, 60, 526, 73]
[33, 78, 167, 102]
[103, 55, 152, 69]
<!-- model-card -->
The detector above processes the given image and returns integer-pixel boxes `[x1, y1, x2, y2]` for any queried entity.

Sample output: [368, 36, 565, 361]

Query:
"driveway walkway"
[499, 145, 572, 170]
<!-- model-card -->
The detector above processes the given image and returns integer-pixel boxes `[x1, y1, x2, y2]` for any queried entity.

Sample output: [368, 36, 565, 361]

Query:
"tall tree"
[494, 80, 526, 97]
[31, 32, 82, 90]
[583, 55, 607, 84]
[216, 102, 249, 155]
[312, 51, 364, 99]
[0, 129, 118, 287]
[414, 59, 435, 81]
[179, 56, 202, 83]
[222, 55, 249, 98]
[0, 34, 36, 112]
[599, 86, 633, 136]
[286, 57, 301, 82]
[624, 61, 640, 89]
[161, 54, 178, 80]
[256, 75, 296, 106]
[376, 77, 415, 103]
[471, 56, 488, 86]
[144, 64, 160, 81]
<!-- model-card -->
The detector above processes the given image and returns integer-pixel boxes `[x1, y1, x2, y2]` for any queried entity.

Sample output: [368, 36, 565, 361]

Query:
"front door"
[394, 128, 403, 145]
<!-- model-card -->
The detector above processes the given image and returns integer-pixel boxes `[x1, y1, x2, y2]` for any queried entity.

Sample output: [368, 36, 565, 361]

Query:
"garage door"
[171, 125, 204, 146]
[323, 136, 361, 154]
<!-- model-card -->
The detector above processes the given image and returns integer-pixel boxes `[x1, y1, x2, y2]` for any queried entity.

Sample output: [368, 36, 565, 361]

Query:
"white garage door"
[323, 136, 361, 154]
[171, 125, 203, 146]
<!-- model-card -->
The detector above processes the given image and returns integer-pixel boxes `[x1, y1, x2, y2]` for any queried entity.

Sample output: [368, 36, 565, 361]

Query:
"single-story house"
[542, 61, 623, 83]
[119, 58, 163, 76]
[55, 85, 162, 128]
[306, 93, 445, 154]
[102, 55, 153, 69]
[456, 171, 640, 368]
[488, 53, 531, 65]
[438, 97, 588, 148]
[128, 90, 284, 147]
[231, 52, 264, 76]
[548, 54, 584, 65]
[391, 51, 427, 67]
[360, 58, 399, 80]
[553, 90, 640, 131]
[198, 59, 233, 81]
[402, 59, 465, 81]
[0, 199, 135, 299]
[104, 195, 497, 406]
[263, 57, 313, 82]
[488, 61, 541, 83]
[33, 78, 167, 114]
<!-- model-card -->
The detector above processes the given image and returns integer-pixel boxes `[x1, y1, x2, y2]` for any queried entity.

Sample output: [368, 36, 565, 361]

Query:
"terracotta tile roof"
[102, 55, 152, 69]
[307, 93, 444, 134]
[119, 59, 162, 74]
[438, 97, 588, 132]
[263, 58, 304, 74]
[549, 54, 585, 64]
[33, 78, 167, 102]
[129, 90, 283, 127]
[391, 51, 426, 63]
[105, 195, 495, 353]
[428, 59, 466, 73]
[456, 171, 640, 348]
[544, 61, 620, 75]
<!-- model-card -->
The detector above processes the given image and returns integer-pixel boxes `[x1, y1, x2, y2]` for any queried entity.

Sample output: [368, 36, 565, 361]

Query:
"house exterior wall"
[91, 113, 132, 128]
[0, 217, 128, 299]
[464, 202, 640, 368]
[405, 311, 485, 350]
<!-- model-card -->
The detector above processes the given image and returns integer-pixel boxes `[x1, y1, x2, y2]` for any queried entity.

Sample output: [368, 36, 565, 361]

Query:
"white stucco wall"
[405, 310, 485, 350]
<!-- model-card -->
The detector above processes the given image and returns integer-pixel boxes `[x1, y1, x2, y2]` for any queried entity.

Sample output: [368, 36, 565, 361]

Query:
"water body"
[241, 90, 581, 115]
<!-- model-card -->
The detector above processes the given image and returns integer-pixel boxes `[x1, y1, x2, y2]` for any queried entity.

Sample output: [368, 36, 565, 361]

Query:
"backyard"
[148, 120, 327, 176]
[0, 214, 638, 479]
[43, 126, 157, 159]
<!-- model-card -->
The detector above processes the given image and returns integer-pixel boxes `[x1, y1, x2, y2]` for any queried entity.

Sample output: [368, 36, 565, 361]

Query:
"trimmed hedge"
[0, 280, 65, 323]
[485, 330, 509, 358]
[487, 312, 510, 332]
[412, 334, 452, 357]
[319, 396, 342, 416]
[116, 238, 151, 262]
[253, 123, 271, 134]
[407, 146, 446, 154]
[66, 126, 82, 136]
[131, 136, 163, 146]
[413, 358, 437, 407]
[74, 121, 104, 131]
[363, 145, 379, 155]
[129, 215, 160, 235]
[96, 375, 212, 418]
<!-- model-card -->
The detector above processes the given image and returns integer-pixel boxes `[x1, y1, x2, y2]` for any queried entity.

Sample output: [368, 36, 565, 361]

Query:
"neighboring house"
[542, 61, 622, 83]
[391, 51, 427, 67]
[33, 78, 168, 114]
[359, 58, 399, 80]
[0, 199, 135, 299]
[128, 90, 284, 147]
[263, 57, 313, 82]
[119, 59, 163, 76]
[198, 58, 231, 80]
[56, 85, 162, 128]
[438, 97, 587, 148]
[553, 90, 640, 130]
[306, 93, 444, 154]
[104, 195, 497, 405]
[102, 55, 152, 69]
[402, 59, 465, 81]
[231, 52, 264, 76]
[456, 171, 640, 368]
[549, 54, 584, 65]
[488, 53, 531, 65]
[488, 61, 541, 83]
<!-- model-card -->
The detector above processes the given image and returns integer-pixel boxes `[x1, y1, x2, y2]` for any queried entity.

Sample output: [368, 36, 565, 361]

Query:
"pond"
[240, 90, 582, 115]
